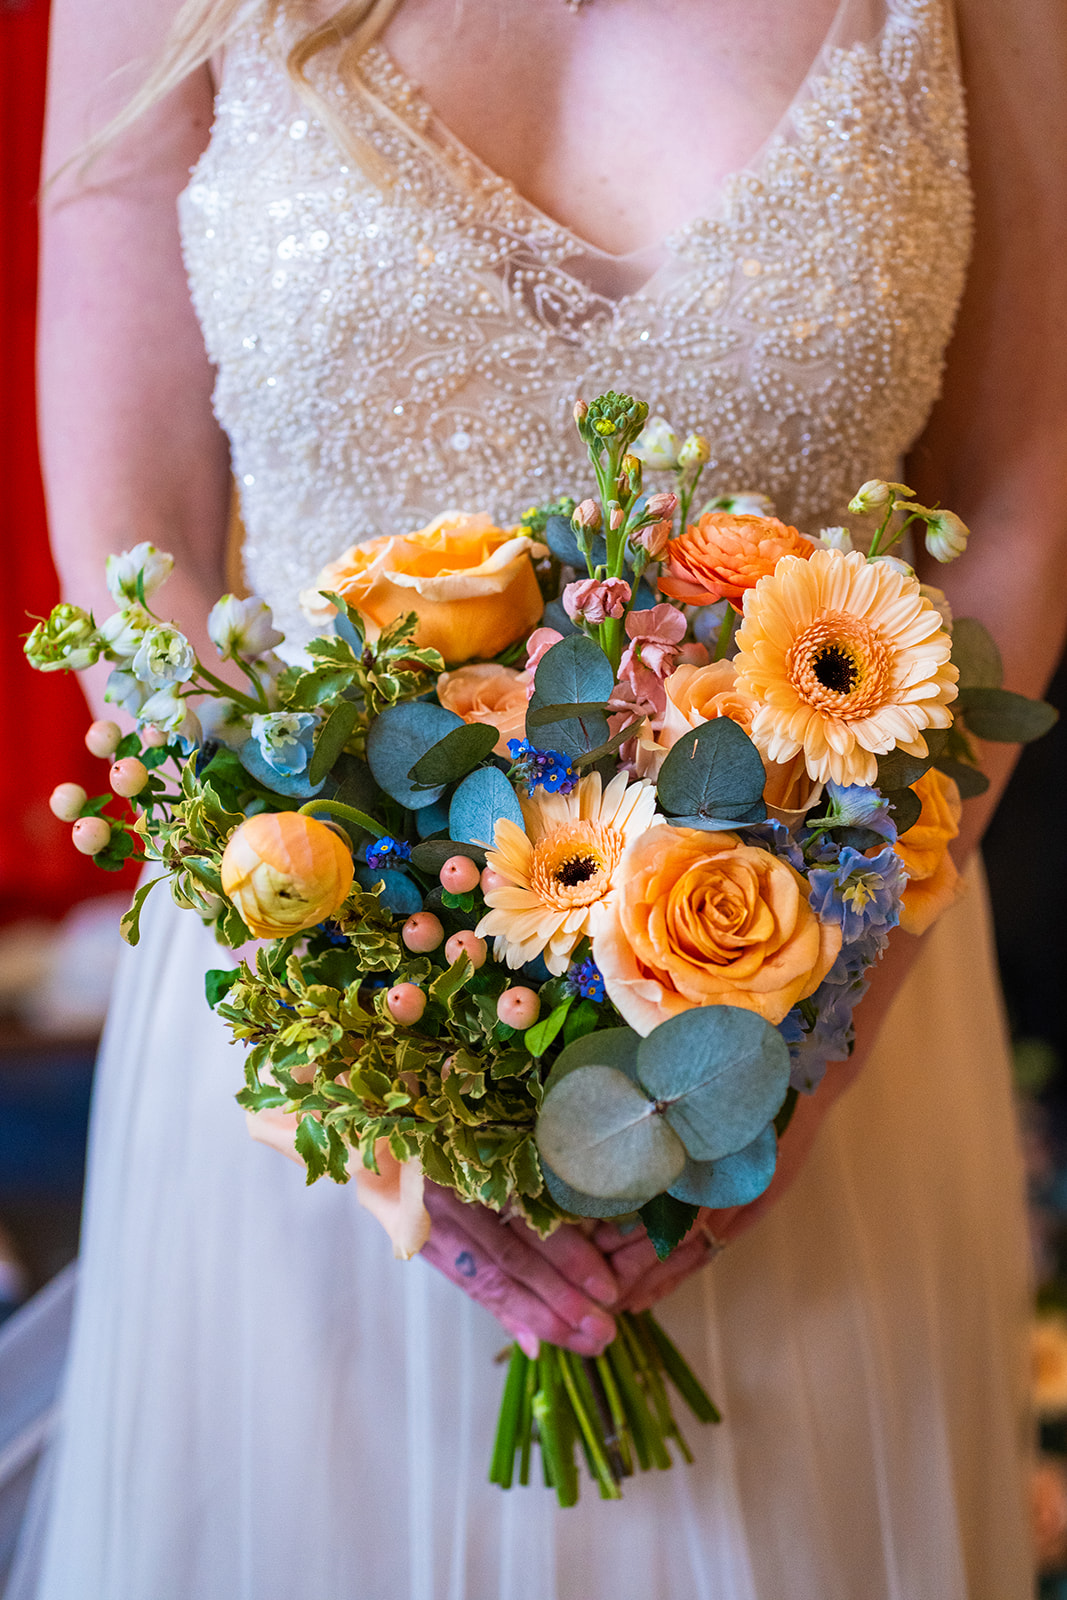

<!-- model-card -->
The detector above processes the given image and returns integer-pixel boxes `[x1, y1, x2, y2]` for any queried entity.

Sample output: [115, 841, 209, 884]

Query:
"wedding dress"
[6, 0, 1033, 1594]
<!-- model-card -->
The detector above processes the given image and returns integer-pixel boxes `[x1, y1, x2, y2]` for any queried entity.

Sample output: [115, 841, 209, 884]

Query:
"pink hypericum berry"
[72, 816, 112, 856]
[386, 984, 426, 1026]
[49, 782, 87, 821]
[481, 866, 507, 895]
[439, 855, 481, 894]
[401, 912, 444, 953]
[142, 725, 168, 749]
[85, 719, 122, 759]
[445, 930, 488, 970]
[497, 987, 541, 1030]
[109, 757, 149, 798]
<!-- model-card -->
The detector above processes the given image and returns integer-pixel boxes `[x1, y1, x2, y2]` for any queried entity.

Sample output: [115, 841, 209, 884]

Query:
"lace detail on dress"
[179, 0, 971, 643]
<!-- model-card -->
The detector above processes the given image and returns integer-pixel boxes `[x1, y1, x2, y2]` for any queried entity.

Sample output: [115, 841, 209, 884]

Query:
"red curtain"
[0, 0, 128, 921]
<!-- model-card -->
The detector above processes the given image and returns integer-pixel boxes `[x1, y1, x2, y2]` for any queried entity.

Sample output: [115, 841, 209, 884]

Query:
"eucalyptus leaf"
[448, 765, 525, 847]
[542, 1026, 641, 1095]
[307, 699, 359, 787]
[637, 1006, 790, 1163]
[527, 636, 614, 757]
[415, 800, 451, 838]
[409, 838, 488, 874]
[656, 721, 767, 824]
[951, 616, 1003, 690]
[408, 720, 498, 788]
[955, 686, 1059, 743]
[874, 748, 931, 790]
[237, 740, 326, 799]
[883, 785, 922, 835]
[543, 513, 609, 572]
[930, 757, 990, 799]
[540, 1160, 642, 1220]
[527, 701, 610, 729]
[668, 1122, 778, 1208]
[535, 1063, 687, 1200]
[541, 599, 581, 638]
[366, 701, 463, 809]
[355, 865, 424, 916]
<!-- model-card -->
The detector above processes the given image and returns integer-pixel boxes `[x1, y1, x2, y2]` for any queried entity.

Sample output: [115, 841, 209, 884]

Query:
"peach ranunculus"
[437, 662, 532, 757]
[633, 660, 823, 820]
[658, 511, 815, 607]
[220, 812, 354, 939]
[894, 767, 964, 935]
[300, 512, 546, 664]
[592, 825, 841, 1034]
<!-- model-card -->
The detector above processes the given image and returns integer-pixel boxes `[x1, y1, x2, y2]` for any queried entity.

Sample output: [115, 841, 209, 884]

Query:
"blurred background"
[2, 0, 1067, 1586]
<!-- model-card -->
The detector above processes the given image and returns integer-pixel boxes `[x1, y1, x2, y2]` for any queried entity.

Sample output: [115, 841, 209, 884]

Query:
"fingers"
[508, 1214, 620, 1306]
[420, 1229, 597, 1351]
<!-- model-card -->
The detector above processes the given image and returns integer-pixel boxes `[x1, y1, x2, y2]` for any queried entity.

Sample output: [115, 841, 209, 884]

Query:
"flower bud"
[98, 605, 152, 662]
[49, 783, 87, 821]
[678, 433, 711, 470]
[573, 399, 589, 426]
[220, 812, 354, 939]
[631, 520, 671, 560]
[609, 506, 625, 531]
[72, 816, 111, 856]
[563, 577, 631, 626]
[571, 498, 602, 532]
[136, 685, 201, 746]
[207, 594, 285, 660]
[110, 757, 149, 798]
[105, 542, 174, 605]
[645, 492, 677, 519]
[923, 509, 970, 564]
[848, 479, 892, 514]
[23, 604, 101, 674]
[631, 416, 680, 470]
[85, 719, 122, 758]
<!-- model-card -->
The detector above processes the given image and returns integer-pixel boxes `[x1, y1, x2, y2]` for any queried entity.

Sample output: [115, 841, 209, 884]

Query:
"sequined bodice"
[179, 0, 971, 643]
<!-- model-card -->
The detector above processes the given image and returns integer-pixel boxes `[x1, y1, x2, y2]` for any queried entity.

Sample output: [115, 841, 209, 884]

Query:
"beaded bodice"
[179, 0, 971, 643]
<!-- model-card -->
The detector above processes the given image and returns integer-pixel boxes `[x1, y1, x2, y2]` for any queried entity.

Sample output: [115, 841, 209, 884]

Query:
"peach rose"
[658, 511, 815, 606]
[220, 812, 354, 939]
[300, 511, 545, 664]
[634, 660, 823, 820]
[894, 767, 963, 935]
[592, 825, 841, 1033]
[437, 661, 532, 757]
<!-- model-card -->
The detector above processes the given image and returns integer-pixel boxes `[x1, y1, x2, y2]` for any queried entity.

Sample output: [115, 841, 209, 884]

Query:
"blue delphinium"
[507, 738, 578, 796]
[365, 835, 412, 872]
[807, 845, 906, 942]
[249, 711, 318, 777]
[565, 955, 606, 1003]
[818, 782, 898, 842]
[743, 818, 805, 872]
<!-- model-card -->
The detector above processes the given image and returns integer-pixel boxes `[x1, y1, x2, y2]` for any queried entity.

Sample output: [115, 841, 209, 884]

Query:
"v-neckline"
[362, 0, 859, 274]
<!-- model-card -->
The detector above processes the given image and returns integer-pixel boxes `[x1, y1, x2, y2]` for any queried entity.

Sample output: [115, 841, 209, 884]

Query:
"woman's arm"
[601, 0, 1067, 1296]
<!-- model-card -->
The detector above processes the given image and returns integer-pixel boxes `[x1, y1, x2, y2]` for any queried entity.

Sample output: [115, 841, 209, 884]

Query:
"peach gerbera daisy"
[734, 548, 958, 786]
[476, 771, 661, 974]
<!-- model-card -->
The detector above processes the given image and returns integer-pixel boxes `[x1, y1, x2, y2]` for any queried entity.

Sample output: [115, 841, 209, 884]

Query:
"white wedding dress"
[6, 0, 1033, 1594]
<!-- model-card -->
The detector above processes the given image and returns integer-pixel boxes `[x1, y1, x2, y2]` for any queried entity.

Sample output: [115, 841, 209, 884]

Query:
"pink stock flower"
[613, 605, 688, 721]
[562, 577, 632, 626]
[524, 627, 564, 688]
[631, 520, 672, 560]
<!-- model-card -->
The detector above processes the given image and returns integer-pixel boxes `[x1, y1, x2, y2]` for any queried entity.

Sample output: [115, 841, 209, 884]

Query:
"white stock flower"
[131, 625, 196, 689]
[138, 684, 202, 744]
[105, 543, 174, 605]
[818, 526, 854, 551]
[99, 605, 152, 662]
[105, 667, 150, 717]
[924, 509, 970, 564]
[207, 594, 285, 660]
[631, 415, 680, 470]
[198, 697, 251, 751]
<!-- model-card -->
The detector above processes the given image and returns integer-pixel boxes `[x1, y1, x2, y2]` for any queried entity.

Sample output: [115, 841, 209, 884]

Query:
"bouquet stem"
[489, 1311, 720, 1507]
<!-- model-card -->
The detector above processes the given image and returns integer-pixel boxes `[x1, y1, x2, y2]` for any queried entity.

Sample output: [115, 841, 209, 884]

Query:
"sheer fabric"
[7, 0, 1033, 1592]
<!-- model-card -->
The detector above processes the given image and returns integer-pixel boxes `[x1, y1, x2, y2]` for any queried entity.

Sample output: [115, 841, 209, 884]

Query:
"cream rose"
[436, 662, 532, 757]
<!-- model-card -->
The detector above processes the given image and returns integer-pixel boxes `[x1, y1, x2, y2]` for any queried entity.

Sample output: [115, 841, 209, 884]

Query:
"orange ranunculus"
[634, 660, 823, 820]
[592, 825, 841, 1034]
[658, 511, 815, 606]
[436, 661, 532, 757]
[894, 767, 963, 935]
[220, 812, 354, 938]
[300, 512, 545, 664]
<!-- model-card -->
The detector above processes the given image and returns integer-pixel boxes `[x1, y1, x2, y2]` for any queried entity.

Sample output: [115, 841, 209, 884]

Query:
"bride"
[10, 0, 1066, 1593]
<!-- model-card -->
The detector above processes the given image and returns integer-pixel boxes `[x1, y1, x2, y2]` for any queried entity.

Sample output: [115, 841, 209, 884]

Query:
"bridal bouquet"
[26, 391, 1056, 1504]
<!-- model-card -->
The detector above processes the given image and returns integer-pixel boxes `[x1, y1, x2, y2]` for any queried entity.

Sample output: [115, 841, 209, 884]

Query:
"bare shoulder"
[954, 0, 1067, 191]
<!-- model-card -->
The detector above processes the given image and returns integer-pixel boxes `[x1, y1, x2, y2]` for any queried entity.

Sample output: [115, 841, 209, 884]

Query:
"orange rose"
[592, 825, 841, 1034]
[894, 767, 963, 935]
[635, 660, 823, 820]
[301, 512, 545, 664]
[436, 661, 532, 757]
[220, 812, 354, 938]
[658, 511, 814, 606]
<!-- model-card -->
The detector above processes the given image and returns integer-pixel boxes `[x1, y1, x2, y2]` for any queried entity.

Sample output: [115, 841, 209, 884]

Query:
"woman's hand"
[420, 1183, 619, 1358]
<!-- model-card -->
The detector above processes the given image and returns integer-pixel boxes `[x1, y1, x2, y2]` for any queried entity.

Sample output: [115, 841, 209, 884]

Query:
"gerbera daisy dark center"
[812, 643, 858, 695]
[555, 854, 599, 887]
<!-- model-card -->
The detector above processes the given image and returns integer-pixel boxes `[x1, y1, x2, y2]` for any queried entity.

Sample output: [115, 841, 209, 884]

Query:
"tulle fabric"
[7, 857, 1031, 1599]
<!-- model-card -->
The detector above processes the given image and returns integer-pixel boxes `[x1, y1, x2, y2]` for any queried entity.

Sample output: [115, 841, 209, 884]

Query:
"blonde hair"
[80, 0, 409, 184]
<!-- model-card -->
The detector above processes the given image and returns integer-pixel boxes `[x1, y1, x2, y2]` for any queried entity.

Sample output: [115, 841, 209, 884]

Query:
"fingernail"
[583, 1271, 618, 1304]
[517, 1329, 540, 1359]
[580, 1312, 616, 1346]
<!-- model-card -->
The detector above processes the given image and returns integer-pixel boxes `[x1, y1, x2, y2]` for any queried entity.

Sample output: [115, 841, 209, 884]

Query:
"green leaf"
[428, 953, 474, 1008]
[572, 717, 646, 771]
[120, 875, 162, 947]
[449, 766, 525, 847]
[883, 785, 923, 835]
[668, 1122, 778, 1208]
[294, 1113, 329, 1183]
[409, 838, 487, 874]
[930, 757, 990, 799]
[365, 700, 463, 808]
[307, 699, 359, 787]
[656, 721, 767, 824]
[526, 701, 609, 729]
[542, 1026, 641, 1095]
[536, 1063, 686, 1201]
[638, 1194, 700, 1261]
[636, 1006, 790, 1163]
[955, 686, 1059, 743]
[205, 967, 240, 1008]
[527, 635, 613, 759]
[408, 720, 498, 788]
[524, 997, 574, 1058]
[951, 617, 1003, 690]
[563, 999, 601, 1047]
[114, 731, 141, 760]
[875, 748, 931, 790]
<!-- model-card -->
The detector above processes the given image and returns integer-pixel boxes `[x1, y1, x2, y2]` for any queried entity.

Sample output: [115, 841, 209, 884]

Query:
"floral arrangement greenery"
[27, 391, 1057, 1504]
